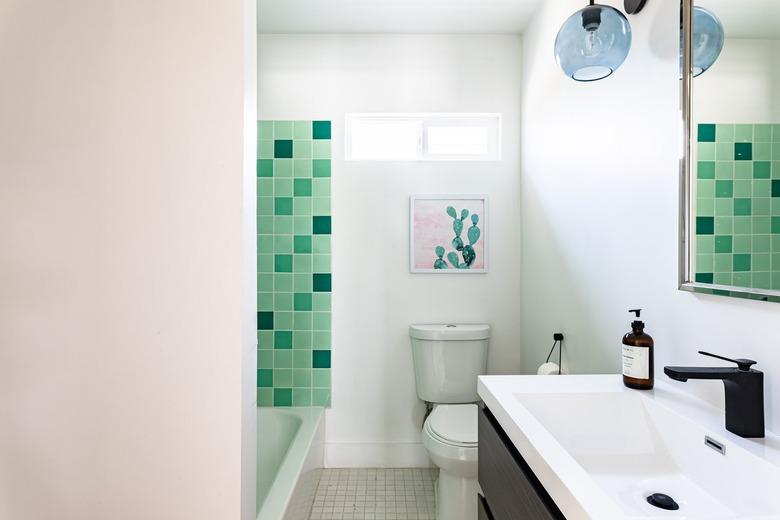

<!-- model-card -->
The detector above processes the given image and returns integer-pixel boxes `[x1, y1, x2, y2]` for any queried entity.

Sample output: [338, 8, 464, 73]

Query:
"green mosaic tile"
[313, 159, 331, 178]
[294, 311, 313, 331]
[274, 350, 292, 369]
[753, 272, 771, 289]
[735, 162, 752, 179]
[715, 180, 733, 198]
[294, 293, 313, 311]
[294, 273, 313, 292]
[293, 331, 312, 349]
[275, 197, 293, 215]
[735, 125, 753, 142]
[754, 253, 771, 270]
[258, 235, 274, 254]
[773, 180, 780, 197]
[774, 144, 780, 161]
[258, 274, 274, 292]
[294, 216, 313, 235]
[313, 178, 331, 197]
[312, 349, 331, 368]
[313, 273, 332, 292]
[734, 273, 751, 287]
[734, 199, 752, 216]
[258, 388, 273, 407]
[258, 159, 273, 177]
[696, 272, 714, 284]
[734, 254, 752, 272]
[313, 216, 332, 235]
[754, 217, 771, 235]
[313, 235, 331, 253]
[294, 197, 313, 216]
[734, 235, 752, 254]
[274, 292, 292, 311]
[274, 235, 293, 254]
[714, 235, 732, 253]
[275, 312, 293, 331]
[294, 235, 312, 254]
[717, 143, 734, 161]
[312, 293, 331, 312]
[275, 254, 293, 273]
[257, 254, 273, 272]
[313, 254, 331, 272]
[274, 178, 293, 197]
[258, 331, 274, 349]
[274, 140, 293, 159]
[274, 273, 293, 292]
[259, 350, 274, 368]
[734, 180, 752, 198]
[293, 368, 312, 387]
[275, 369, 293, 387]
[313, 140, 331, 159]
[294, 178, 312, 197]
[698, 180, 715, 198]
[258, 197, 274, 216]
[259, 140, 274, 159]
[754, 143, 771, 161]
[258, 178, 273, 196]
[274, 330, 293, 349]
[274, 159, 293, 178]
[259, 121, 274, 140]
[294, 159, 313, 178]
[755, 162, 771, 179]
[312, 369, 330, 388]
[258, 216, 274, 234]
[258, 312, 274, 330]
[698, 161, 715, 179]
[294, 121, 312, 140]
[293, 140, 312, 159]
[714, 254, 732, 273]
[313, 198, 331, 216]
[293, 254, 312, 273]
[734, 143, 752, 161]
[274, 216, 293, 234]
[257, 292, 273, 311]
[313, 312, 331, 331]
[313, 121, 332, 140]
[734, 217, 751, 235]
[312, 389, 331, 407]
[716, 124, 734, 142]
[274, 388, 292, 407]
[715, 162, 733, 179]
[715, 199, 732, 216]
[714, 273, 732, 285]
[293, 388, 312, 407]
[773, 217, 780, 234]
[698, 124, 716, 142]
[755, 198, 771, 216]
[313, 330, 331, 348]
[294, 350, 311, 368]
[698, 142, 716, 161]
[697, 254, 714, 272]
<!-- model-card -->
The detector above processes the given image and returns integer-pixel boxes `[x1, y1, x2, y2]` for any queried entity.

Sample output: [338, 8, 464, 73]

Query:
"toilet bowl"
[422, 404, 479, 520]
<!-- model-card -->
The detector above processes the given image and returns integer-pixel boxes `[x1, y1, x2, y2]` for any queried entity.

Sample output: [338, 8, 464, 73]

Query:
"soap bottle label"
[622, 345, 649, 379]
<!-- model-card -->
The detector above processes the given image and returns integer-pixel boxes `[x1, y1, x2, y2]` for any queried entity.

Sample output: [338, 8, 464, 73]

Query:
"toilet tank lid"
[409, 324, 490, 341]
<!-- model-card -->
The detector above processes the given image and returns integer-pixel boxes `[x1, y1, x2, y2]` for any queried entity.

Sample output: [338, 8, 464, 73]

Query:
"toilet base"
[435, 469, 479, 520]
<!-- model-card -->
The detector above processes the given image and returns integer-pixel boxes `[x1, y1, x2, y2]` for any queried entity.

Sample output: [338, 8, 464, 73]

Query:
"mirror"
[681, 0, 780, 302]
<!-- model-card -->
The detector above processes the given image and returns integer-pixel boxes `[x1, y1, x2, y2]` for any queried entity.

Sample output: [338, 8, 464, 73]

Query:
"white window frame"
[345, 113, 502, 162]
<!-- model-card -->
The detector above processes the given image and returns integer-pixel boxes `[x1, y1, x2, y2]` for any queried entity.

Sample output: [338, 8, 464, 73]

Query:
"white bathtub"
[257, 407, 325, 520]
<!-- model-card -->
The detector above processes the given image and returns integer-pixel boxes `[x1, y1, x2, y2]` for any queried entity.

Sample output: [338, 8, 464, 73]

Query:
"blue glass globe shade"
[554, 4, 632, 82]
[689, 6, 725, 77]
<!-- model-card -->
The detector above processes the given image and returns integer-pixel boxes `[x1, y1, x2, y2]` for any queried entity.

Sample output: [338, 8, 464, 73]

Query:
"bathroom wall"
[0, 1, 257, 519]
[520, 0, 780, 433]
[259, 34, 523, 466]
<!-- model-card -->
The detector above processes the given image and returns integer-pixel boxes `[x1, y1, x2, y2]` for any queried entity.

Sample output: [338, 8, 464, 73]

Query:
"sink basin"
[478, 375, 780, 519]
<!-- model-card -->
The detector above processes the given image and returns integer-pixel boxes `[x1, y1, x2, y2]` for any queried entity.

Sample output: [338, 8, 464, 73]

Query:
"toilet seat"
[424, 404, 478, 448]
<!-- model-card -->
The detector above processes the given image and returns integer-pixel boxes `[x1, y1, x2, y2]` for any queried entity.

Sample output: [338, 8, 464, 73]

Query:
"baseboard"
[324, 441, 434, 468]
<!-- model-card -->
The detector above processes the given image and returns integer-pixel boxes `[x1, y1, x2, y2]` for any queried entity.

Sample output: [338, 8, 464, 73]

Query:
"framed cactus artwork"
[410, 195, 488, 274]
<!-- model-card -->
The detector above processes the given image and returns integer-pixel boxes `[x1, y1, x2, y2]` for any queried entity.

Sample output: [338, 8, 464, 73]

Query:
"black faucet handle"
[698, 351, 757, 371]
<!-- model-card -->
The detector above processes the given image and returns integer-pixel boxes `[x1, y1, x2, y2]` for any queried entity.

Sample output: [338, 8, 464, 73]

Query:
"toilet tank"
[410, 324, 490, 404]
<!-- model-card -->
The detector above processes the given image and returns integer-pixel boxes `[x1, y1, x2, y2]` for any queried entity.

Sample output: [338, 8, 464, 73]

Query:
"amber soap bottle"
[622, 309, 654, 390]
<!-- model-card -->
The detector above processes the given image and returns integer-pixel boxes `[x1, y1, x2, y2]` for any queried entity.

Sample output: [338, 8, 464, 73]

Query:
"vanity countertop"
[478, 374, 780, 519]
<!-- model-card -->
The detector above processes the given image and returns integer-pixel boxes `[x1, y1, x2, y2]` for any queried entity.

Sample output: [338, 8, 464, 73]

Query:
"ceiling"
[699, 0, 780, 40]
[258, 0, 542, 34]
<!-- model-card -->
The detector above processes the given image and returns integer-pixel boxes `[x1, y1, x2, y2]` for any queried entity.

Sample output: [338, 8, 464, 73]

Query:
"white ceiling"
[258, 0, 542, 34]
[699, 0, 780, 40]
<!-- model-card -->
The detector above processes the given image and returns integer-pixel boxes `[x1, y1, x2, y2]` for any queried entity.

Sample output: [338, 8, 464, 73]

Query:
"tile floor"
[308, 468, 438, 520]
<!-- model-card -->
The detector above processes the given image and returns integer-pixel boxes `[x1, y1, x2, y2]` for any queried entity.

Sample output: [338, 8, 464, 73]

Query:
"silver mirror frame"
[679, 0, 780, 303]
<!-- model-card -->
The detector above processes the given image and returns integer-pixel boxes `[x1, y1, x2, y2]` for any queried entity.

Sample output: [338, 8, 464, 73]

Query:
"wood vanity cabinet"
[477, 404, 566, 520]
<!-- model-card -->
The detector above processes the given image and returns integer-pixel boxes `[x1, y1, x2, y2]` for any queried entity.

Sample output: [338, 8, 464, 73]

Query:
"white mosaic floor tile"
[308, 468, 438, 520]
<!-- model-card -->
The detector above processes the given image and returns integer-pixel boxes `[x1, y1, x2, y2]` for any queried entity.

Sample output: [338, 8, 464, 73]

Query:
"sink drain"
[646, 493, 680, 511]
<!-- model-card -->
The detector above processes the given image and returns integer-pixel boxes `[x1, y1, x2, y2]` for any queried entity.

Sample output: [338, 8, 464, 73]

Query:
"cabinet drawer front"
[478, 494, 493, 520]
[478, 406, 565, 520]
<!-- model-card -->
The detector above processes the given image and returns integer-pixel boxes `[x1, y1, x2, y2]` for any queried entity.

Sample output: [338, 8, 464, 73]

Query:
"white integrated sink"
[478, 375, 780, 519]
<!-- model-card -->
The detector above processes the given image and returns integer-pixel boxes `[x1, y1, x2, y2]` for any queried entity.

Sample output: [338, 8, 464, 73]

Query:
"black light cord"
[545, 339, 563, 375]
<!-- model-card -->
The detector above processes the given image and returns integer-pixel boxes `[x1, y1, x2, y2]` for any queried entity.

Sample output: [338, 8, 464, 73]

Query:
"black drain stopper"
[646, 493, 680, 511]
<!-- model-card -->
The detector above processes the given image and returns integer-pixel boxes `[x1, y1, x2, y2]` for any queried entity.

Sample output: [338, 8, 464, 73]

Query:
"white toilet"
[410, 324, 490, 520]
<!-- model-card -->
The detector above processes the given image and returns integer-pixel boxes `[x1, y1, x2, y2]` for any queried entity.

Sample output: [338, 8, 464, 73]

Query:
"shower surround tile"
[695, 123, 780, 292]
[258, 120, 332, 407]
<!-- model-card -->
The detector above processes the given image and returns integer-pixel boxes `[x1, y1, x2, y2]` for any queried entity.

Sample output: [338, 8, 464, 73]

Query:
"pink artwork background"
[412, 198, 485, 270]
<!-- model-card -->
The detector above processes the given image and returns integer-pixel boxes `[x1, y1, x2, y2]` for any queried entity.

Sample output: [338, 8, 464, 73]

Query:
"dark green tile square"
[695, 273, 714, 284]
[313, 159, 331, 178]
[698, 124, 716, 142]
[734, 143, 752, 161]
[312, 121, 331, 140]
[312, 349, 331, 368]
[275, 254, 293, 273]
[275, 197, 293, 215]
[773, 180, 780, 197]
[274, 140, 293, 158]
[715, 180, 733, 198]
[733, 254, 751, 272]
[734, 198, 752, 216]
[313, 216, 331, 235]
[258, 369, 273, 387]
[274, 388, 292, 407]
[294, 235, 312, 253]
[754, 162, 771, 179]
[274, 331, 293, 349]
[257, 311, 274, 330]
[294, 292, 313, 311]
[773, 217, 780, 234]
[714, 235, 732, 253]
[294, 178, 312, 197]
[257, 159, 273, 178]
[696, 216, 714, 235]
[313, 273, 332, 292]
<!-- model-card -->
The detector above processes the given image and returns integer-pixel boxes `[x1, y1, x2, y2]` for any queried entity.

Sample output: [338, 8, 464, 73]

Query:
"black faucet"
[664, 351, 764, 438]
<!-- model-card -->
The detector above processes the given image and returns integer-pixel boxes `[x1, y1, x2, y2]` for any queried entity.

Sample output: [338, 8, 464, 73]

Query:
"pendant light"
[554, 1, 632, 82]
[688, 6, 725, 77]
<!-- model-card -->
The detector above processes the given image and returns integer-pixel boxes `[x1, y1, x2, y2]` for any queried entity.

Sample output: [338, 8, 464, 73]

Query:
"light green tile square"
[313, 331, 331, 348]
[734, 180, 752, 198]
[294, 216, 313, 234]
[294, 350, 311, 368]
[753, 233, 771, 252]
[313, 254, 331, 272]
[773, 145, 780, 161]
[293, 254, 312, 273]
[774, 125, 780, 142]
[313, 312, 331, 331]
[312, 369, 331, 388]
[714, 217, 732, 235]
[733, 273, 751, 287]
[754, 143, 771, 161]
[293, 368, 312, 387]
[294, 159, 312, 178]
[275, 368, 293, 387]
[312, 293, 331, 312]
[734, 235, 752, 254]
[258, 331, 274, 349]
[275, 312, 293, 330]
[292, 388, 312, 407]
[313, 235, 331, 253]
[258, 274, 274, 292]
[698, 142, 716, 160]
[774, 235, 780, 254]
[696, 254, 714, 272]
[313, 179, 331, 197]
[735, 162, 753, 179]
[258, 197, 274, 216]
[716, 143, 734, 161]
[294, 121, 312, 140]
[715, 198, 732, 216]
[274, 235, 293, 254]
[714, 253, 732, 273]
[257, 254, 274, 273]
[258, 121, 274, 140]
[313, 140, 332, 159]
[734, 216, 751, 235]
[773, 199, 780, 216]
[293, 198, 312, 216]
[312, 389, 331, 407]
[294, 311, 313, 331]
[257, 178, 273, 196]
[258, 216, 274, 234]
[714, 162, 733, 179]
[274, 159, 293, 178]
[772, 254, 780, 270]
[293, 140, 312, 159]
[716, 124, 734, 142]
[274, 292, 293, 311]
[735, 124, 753, 142]
[274, 178, 293, 197]
[313, 197, 331, 216]
[274, 350, 292, 369]
[258, 350, 274, 369]
[697, 180, 715, 198]
[753, 252, 771, 270]
[696, 235, 714, 254]
[257, 292, 273, 311]
[293, 331, 312, 349]
[274, 121, 293, 139]
[752, 272, 771, 290]
[755, 125, 772, 142]
[258, 235, 274, 254]
[258, 388, 273, 406]
[274, 216, 293, 234]
[259, 140, 274, 159]
[755, 198, 771, 216]
[274, 273, 293, 292]
[294, 273, 313, 292]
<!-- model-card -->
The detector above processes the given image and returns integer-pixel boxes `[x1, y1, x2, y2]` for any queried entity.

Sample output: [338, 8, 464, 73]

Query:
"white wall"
[259, 34, 523, 466]
[0, 1, 257, 519]
[521, 0, 780, 433]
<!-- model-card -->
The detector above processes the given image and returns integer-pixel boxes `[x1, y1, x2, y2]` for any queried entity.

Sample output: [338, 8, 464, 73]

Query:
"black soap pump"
[622, 309, 654, 390]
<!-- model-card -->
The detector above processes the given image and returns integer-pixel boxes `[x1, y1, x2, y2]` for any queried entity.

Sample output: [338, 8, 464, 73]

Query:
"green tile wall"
[257, 120, 332, 407]
[695, 123, 780, 292]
